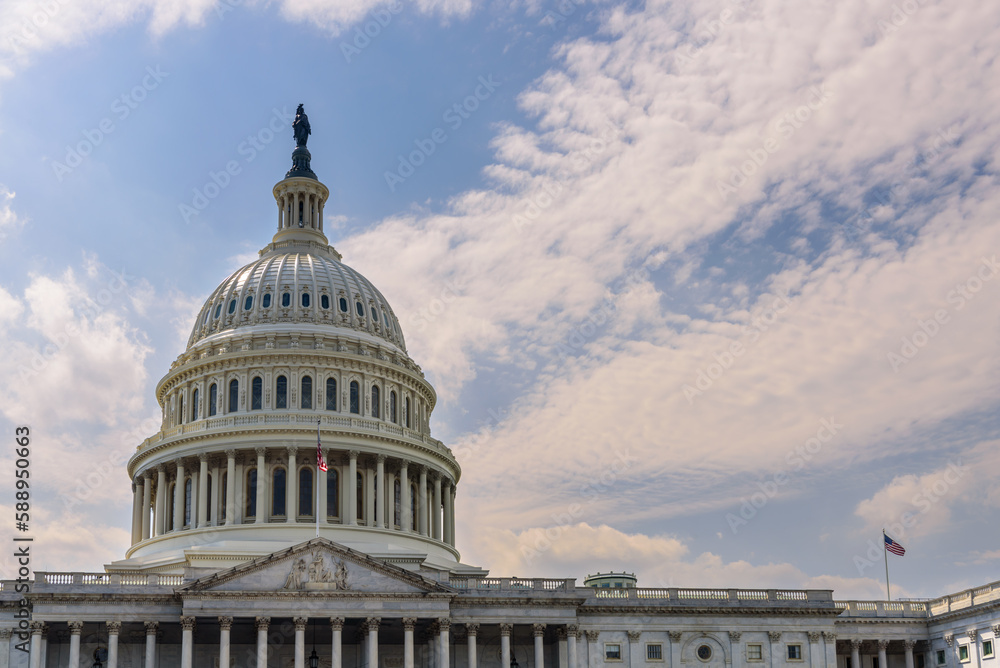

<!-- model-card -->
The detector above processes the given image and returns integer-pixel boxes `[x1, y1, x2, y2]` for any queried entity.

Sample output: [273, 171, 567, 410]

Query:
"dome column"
[365, 464, 376, 526]
[418, 467, 428, 536]
[225, 450, 236, 526]
[154, 467, 167, 536]
[432, 474, 442, 540]
[376, 455, 386, 528]
[400, 461, 411, 531]
[140, 472, 152, 540]
[255, 447, 267, 524]
[287, 446, 298, 523]
[442, 481, 453, 546]
[348, 451, 359, 526]
[173, 460, 186, 531]
[198, 454, 209, 527]
[130, 478, 142, 544]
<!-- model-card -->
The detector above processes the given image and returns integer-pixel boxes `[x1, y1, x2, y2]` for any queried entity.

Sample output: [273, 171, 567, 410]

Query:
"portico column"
[418, 467, 428, 536]
[807, 633, 822, 668]
[68, 620, 83, 668]
[442, 481, 452, 545]
[878, 640, 889, 668]
[219, 617, 233, 668]
[403, 619, 416, 668]
[0, 628, 12, 668]
[141, 473, 152, 540]
[501, 624, 513, 668]
[534, 624, 547, 668]
[38, 626, 47, 668]
[181, 616, 195, 668]
[557, 628, 568, 668]
[225, 450, 236, 526]
[255, 447, 267, 524]
[28, 622, 43, 668]
[466, 624, 479, 668]
[400, 462, 411, 531]
[145, 621, 159, 668]
[367, 618, 381, 668]
[330, 618, 344, 668]
[210, 461, 221, 526]
[174, 460, 186, 531]
[823, 634, 837, 668]
[287, 446, 298, 522]
[567, 626, 579, 668]
[905, 641, 916, 668]
[198, 454, 210, 527]
[376, 455, 386, 528]
[729, 633, 742, 668]
[294, 618, 307, 668]
[107, 622, 121, 668]
[256, 617, 270, 668]
[851, 640, 862, 668]
[348, 451, 359, 526]
[131, 479, 142, 544]
[439, 619, 451, 668]
[154, 467, 167, 536]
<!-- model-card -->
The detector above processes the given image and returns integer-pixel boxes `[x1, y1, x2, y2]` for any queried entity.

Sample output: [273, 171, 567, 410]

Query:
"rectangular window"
[960, 646, 970, 663]
[647, 644, 663, 661]
[984, 642, 994, 659]
[747, 645, 763, 662]
[918, 654, 926, 668]
[788, 645, 803, 661]
[937, 651, 947, 666]
[605, 644, 622, 661]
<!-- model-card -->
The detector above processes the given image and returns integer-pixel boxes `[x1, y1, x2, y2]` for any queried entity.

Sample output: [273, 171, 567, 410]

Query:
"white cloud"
[0, 184, 25, 240]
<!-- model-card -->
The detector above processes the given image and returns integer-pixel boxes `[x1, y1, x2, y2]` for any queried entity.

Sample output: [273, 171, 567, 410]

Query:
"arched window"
[301, 292, 311, 308]
[244, 295, 253, 310]
[356, 301, 365, 317]
[390, 391, 398, 424]
[177, 395, 185, 425]
[165, 482, 175, 530]
[350, 381, 360, 414]
[272, 468, 287, 516]
[339, 297, 348, 312]
[281, 292, 291, 307]
[229, 379, 239, 413]
[251, 376, 263, 410]
[405, 397, 411, 428]
[394, 479, 401, 528]
[220, 472, 227, 521]
[262, 293, 272, 308]
[301, 376, 312, 409]
[327, 469, 339, 518]
[356, 472, 364, 522]
[276, 375, 287, 409]
[214, 303, 222, 319]
[228, 299, 237, 314]
[410, 484, 417, 530]
[184, 478, 192, 527]
[299, 468, 313, 517]
[206, 474, 213, 523]
[326, 378, 337, 411]
[209, 383, 218, 417]
[191, 388, 200, 422]
[246, 469, 257, 518]
[371, 385, 380, 418]
[321, 295, 330, 309]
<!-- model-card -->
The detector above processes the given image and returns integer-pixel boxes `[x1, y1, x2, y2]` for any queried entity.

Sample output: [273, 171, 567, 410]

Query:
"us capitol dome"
[113, 109, 476, 577]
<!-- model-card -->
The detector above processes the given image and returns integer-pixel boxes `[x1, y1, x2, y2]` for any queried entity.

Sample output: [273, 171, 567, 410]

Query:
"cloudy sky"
[1, 0, 999, 599]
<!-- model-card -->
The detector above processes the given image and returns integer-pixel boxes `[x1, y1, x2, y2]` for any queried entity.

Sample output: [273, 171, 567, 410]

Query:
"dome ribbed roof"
[187, 246, 406, 352]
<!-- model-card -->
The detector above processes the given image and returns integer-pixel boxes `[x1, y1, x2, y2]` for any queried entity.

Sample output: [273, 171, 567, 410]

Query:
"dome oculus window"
[697, 646, 712, 662]
[228, 299, 237, 315]
[355, 301, 364, 317]
[321, 294, 330, 309]
[262, 293, 272, 308]
[281, 292, 291, 308]
[301, 292, 311, 308]
[214, 304, 222, 319]
[244, 295, 253, 311]
[339, 297, 348, 312]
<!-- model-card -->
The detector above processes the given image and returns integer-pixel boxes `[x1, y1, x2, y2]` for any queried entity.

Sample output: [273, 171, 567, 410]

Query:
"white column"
[418, 467, 428, 536]
[467, 624, 479, 668]
[824, 634, 837, 668]
[234, 455, 245, 524]
[367, 619, 380, 668]
[39, 626, 48, 668]
[331, 618, 344, 668]
[28, 623, 42, 668]
[667, 632, 678, 668]
[376, 455, 386, 528]
[366, 466, 376, 526]
[190, 469, 200, 528]
[287, 446, 298, 522]
[567, 627, 578, 668]
[808, 633, 822, 668]
[210, 462, 221, 526]
[535, 624, 546, 668]
[198, 454, 210, 527]
[403, 619, 416, 668]
[256, 617, 270, 668]
[68, 620, 83, 668]
[878, 640, 889, 668]
[294, 618, 307, 668]
[145, 622, 158, 668]
[225, 450, 236, 526]
[141, 473, 152, 540]
[107, 622, 121, 668]
[400, 462, 411, 531]
[154, 467, 167, 536]
[448, 485, 457, 545]
[432, 475, 442, 540]
[219, 617, 233, 668]
[442, 481, 452, 545]
[851, 640, 861, 668]
[255, 447, 267, 524]
[173, 460, 185, 531]
[131, 480, 142, 544]
[905, 641, 916, 668]
[181, 616, 195, 668]
[729, 633, 742, 668]
[348, 451, 359, 526]
[768, 633, 782, 668]
[439, 620, 451, 668]
[501, 625, 513, 668]
[387, 471, 396, 529]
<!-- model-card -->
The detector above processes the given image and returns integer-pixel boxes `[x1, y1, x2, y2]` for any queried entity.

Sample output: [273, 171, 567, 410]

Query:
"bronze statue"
[293, 104, 311, 147]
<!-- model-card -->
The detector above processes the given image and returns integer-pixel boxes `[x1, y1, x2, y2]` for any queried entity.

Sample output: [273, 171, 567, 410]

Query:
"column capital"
[256, 617, 271, 632]
[29, 621, 45, 635]
[294, 617, 308, 631]
[586, 630, 601, 643]
[439, 618, 451, 632]
[627, 631, 641, 642]
[402, 618, 417, 632]
[226, 449, 237, 458]
[904, 641, 916, 651]
[377, 454, 387, 464]
[349, 450, 360, 459]
[768, 632, 782, 643]
[145, 621, 159, 635]
[366, 617, 381, 633]
[556, 628, 568, 641]
[993, 625, 1000, 637]
[0, 629, 11, 640]
[199, 452, 209, 462]
[330, 617, 345, 631]
[566, 625, 579, 638]
[67, 621, 84, 634]
[465, 623, 480, 637]
[533, 623, 546, 637]
[851, 640, 863, 650]
[106, 621, 122, 634]
[500, 624, 514, 637]
[287, 445, 298, 456]
[181, 616, 196, 631]
[729, 632, 742, 643]
[219, 617, 234, 631]
[944, 634, 954, 647]
[668, 632, 682, 643]
[967, 630, 978, 641]
[142, 470, 152, 480]
[878, 640, 890, 650]
[255, 446, 267, 457]
[824, 633, 837, 643]
[808, 632, 821, 643]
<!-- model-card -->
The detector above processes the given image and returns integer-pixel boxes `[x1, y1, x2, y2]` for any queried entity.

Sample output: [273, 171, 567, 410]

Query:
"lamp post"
[310, 618, 319, 668]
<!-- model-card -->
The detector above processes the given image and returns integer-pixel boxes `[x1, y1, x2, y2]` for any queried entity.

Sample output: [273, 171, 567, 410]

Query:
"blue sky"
[1, 0, 999, 598]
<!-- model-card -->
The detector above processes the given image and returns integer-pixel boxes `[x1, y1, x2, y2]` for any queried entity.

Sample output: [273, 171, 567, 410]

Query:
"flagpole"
[316, 419, 321, 538]
[882, 529, 891, 601]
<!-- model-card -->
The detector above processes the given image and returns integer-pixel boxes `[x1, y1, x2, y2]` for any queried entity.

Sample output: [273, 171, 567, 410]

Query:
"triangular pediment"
[179, 538, 453, 594]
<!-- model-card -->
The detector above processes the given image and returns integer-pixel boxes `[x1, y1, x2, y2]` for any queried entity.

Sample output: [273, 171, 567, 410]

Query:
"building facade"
[2, 115, 998, 668]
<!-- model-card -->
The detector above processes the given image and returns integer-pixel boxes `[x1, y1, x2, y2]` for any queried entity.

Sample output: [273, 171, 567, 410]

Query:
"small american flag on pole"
[317, 424, 328, 472]
[884, 532, 905, 556]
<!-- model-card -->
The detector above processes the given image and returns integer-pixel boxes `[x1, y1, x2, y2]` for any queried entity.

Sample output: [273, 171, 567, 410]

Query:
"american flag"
[317, 427, 328, 472]
[884, 532, 905, 556]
